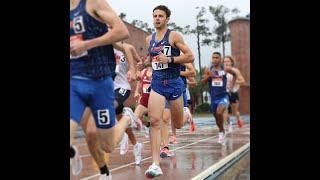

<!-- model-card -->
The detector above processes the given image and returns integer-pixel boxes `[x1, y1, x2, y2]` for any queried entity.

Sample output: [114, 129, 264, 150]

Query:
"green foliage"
[202, 5, 240, 56]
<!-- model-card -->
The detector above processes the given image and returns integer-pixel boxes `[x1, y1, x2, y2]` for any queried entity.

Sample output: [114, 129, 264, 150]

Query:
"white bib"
[151, 57, 168, 70]
[212, 77, 223, 87]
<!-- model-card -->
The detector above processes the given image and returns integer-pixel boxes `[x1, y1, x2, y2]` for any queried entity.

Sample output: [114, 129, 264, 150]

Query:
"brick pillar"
[228, 17, 250, 115]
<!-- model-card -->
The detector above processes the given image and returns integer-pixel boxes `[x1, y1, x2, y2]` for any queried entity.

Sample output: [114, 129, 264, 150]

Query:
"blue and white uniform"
[208, 65, 229, 114]
[70, 0, 116, 129]
[148, 29, 184, 101]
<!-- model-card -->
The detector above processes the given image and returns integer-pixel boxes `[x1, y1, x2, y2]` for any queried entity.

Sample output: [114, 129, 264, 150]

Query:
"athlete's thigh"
[148, 90, 165, 122]
[90, 77, 116, 129]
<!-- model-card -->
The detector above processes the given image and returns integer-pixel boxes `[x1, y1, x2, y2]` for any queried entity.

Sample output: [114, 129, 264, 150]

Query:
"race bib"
[97, 109, 110, 126]
[115, 55, 125, 74]
[142, 84, 151, 94]
[217, 70, 225, 76]
[118, 88, 127, 96]
[70, 34, 88, 59]
[162, 46, 171, 56]
[151, 57, 168, 70]
[212, 77, 223, 87]
[120, 55, 126, 63]
[73, 16, 85, 34]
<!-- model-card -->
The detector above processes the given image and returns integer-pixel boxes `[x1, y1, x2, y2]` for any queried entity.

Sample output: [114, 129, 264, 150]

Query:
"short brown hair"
[224, 55, 236, 66]
[153, 5, 171, 18]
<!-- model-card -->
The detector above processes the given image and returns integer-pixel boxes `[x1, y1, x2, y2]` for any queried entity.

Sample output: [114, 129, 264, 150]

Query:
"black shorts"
[115, 88, 131, 105]
[229, 92, 239, 104]
[187, 99, 192, 106]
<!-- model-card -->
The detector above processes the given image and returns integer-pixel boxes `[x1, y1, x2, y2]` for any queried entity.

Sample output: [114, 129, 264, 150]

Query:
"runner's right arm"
[201, 67, 211, 85]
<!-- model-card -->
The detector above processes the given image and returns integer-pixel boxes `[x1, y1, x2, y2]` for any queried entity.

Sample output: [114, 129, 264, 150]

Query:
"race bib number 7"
[162, 46, 171, 56]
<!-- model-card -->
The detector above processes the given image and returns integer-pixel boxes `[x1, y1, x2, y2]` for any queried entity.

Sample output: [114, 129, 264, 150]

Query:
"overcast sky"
[108, 0, 250, 71]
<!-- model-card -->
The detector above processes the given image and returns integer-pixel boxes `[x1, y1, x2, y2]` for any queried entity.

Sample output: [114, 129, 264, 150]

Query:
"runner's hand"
[127, 69, 137, 83]
[70, 40, 88, 57]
